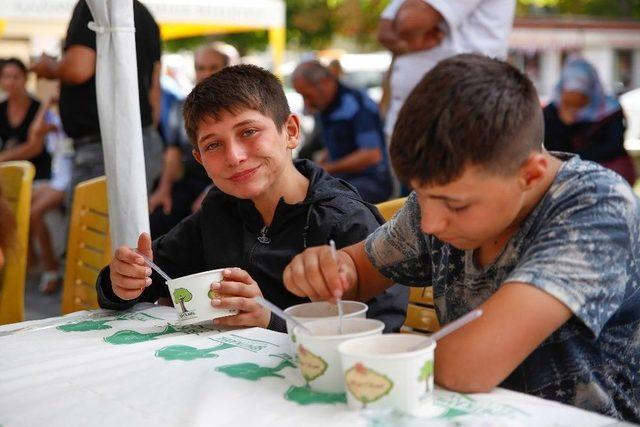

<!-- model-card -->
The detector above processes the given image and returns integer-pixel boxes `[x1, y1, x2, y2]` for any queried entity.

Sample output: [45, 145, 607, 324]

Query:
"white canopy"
[0, 0, 286, 73]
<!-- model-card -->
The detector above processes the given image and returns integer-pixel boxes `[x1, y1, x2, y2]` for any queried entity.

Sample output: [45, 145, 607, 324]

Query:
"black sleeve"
[577, 112, 627, 162]
[65, 1, 96, 51]
[330, 199, 410, 333]
[96, 211, 206, 310]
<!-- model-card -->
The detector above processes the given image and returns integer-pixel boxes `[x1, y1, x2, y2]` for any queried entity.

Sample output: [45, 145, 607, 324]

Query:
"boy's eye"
[241, 128, 258, 138]
[204, 141, 221, 151]
[447, 205, 468, 213]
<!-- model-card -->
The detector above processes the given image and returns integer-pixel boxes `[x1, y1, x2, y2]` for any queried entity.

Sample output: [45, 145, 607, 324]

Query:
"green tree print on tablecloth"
[216, 354, 295, 381]
[57, 320, 113, 332]
[155, 343, 235, 361]
[284, 385, 346, 405]
[56, 312, 164, 332]
[103, 325, 179, 345]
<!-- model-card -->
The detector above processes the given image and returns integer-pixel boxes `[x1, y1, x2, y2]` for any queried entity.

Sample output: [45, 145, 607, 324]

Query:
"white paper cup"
[166, 269, 237, 325]
[338, 334, 437, 416]
[293, 318, 384, 394]
[284, 301, 368, 338]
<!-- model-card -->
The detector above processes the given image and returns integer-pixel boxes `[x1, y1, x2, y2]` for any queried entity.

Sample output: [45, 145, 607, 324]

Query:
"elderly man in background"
[149, 43, 237, 238]
[292, 61, 392, 204]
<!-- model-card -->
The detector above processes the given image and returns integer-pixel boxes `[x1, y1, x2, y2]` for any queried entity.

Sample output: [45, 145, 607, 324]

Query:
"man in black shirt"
[31, 0, 163, 197]
[149, 44, 231, 238]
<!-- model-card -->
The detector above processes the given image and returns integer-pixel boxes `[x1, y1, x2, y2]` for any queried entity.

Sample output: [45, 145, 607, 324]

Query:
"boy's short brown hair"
[390, 54, 544, 187]
[183, 64, 291, 147]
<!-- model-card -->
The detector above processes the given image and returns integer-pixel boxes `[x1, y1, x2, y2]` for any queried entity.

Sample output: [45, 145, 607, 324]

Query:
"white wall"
[583, 48, 615, 94]
[539, 50, 561, 102]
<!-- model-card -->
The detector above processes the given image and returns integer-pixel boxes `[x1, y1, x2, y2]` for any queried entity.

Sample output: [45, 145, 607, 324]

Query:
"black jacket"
[97, 159, 408, 332]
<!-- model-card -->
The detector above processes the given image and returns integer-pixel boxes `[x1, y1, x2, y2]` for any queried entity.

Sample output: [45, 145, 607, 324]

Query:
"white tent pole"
[86, 0, 149, 249]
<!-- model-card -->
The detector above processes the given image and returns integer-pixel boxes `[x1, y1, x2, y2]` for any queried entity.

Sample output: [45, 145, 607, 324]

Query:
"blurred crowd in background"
[0, 0, 638, 309]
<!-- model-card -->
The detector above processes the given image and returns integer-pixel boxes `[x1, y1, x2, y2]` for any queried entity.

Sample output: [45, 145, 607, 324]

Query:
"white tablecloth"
[0, 305, 620, 427]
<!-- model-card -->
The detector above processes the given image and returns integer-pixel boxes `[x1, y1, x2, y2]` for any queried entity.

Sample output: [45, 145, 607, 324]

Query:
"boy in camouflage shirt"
[283, 54, 640, 421]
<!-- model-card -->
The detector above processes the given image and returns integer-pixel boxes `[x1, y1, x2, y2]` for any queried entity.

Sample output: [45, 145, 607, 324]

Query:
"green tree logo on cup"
[345, 363, 393, 407]
[418, 360, 433, 382]
[298, 344, 328, 383]
[173, 288, 193, 313]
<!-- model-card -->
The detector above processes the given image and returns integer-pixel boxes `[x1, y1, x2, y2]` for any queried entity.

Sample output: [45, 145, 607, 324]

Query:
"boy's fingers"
[113, 260, 151, 279]
[214, 280, 259, 298]
[115, 246, 145, 266]
[288, 256, 323, 301]
[302, 250, 333, 300]
[283, 265, 304, 297]
[214, 313, 260, 327]
[318, 248, 344, 299]
[113, 282, 145, 300]
[137, 232, 153, 259]
[112, 274, 150, 290]
[211, 296, 260, 313]
[222, 267, 253, 284]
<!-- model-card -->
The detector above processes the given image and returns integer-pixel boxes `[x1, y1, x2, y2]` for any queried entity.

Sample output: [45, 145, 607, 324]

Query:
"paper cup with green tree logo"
[284, 301, 368, 343]
[293, 318, 384, 394]
[166, 269, 237, 325]
[338, 334, 442, 416]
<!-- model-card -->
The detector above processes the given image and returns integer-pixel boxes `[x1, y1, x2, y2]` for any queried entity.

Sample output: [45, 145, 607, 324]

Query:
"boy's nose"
[420, 207, 448, 235]
[225, 142, 247, 165]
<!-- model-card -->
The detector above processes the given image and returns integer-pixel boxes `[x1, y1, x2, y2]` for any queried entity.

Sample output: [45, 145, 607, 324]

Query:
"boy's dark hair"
[1, 58, 27, 76]
[390, 53, 543, 187]
[183, 64, 291, 147]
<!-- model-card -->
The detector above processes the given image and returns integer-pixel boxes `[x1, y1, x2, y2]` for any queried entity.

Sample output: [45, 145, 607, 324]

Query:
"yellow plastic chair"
[402, 287, 440, 334]
[375, 197, 439, 334]
[375, 197, 407, 222]
[0, 161, 35, 325]
[61, 176, 111, 314]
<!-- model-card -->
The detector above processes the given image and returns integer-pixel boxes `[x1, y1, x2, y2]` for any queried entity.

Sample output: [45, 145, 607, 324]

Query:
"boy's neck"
[475, 153, 563, 268]
[252, 163, 309, 226]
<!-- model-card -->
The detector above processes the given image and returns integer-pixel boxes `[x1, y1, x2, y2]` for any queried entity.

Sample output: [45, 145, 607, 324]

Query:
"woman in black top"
[0, 58, 50, 180]
[543, 57, 636, 184]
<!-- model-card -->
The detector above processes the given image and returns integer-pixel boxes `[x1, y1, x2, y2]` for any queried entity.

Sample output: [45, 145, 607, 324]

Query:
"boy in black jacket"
[96, 65, 408, 332]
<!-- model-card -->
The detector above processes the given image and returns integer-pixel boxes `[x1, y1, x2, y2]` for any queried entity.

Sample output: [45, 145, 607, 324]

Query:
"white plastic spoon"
[135, 249, 172, 282]
[254, 296, 312, 334]
[410, 308, 483, 351]
[329, 239, 344, 334]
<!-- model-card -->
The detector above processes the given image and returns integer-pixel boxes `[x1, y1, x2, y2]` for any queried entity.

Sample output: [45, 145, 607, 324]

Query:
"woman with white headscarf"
[543, 57, 636, 184]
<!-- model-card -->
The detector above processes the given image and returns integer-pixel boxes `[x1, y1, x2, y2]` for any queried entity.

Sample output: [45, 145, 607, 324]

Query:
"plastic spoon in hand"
[329, 239, 344, 334]
[135, 249, 171, 282]
[254, 296, 312, 334]
[410, 309, 483, 351]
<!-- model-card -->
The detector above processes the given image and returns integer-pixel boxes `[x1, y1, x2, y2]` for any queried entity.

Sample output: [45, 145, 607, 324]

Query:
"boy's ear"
[518, 153, 547, 190]
[284, 113, 301, 150]
[192, 148, 203, 165]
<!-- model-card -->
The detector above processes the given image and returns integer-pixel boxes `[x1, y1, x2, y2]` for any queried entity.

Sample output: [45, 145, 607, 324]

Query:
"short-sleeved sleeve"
[64, 1, 96, 51]
[505, 180, 638, 338]
[426, 0, 484, 30]
[365, 192, 432, 284]
[381, 0, 405, 19]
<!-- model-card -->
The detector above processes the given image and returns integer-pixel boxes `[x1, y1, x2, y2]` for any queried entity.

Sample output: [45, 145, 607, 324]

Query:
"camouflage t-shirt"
[365, 154, 640, 421]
